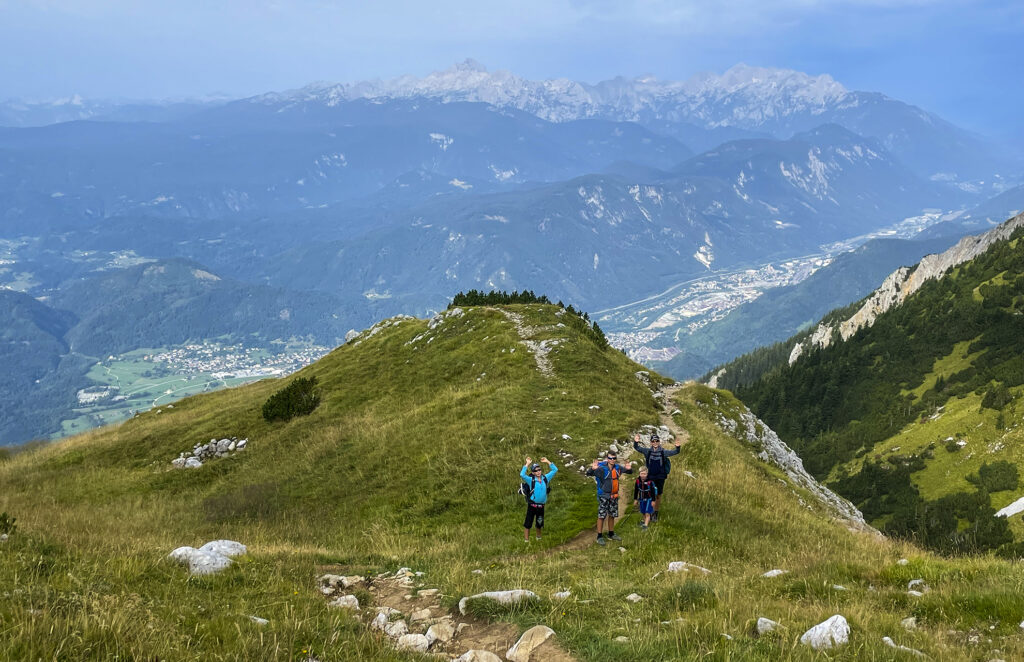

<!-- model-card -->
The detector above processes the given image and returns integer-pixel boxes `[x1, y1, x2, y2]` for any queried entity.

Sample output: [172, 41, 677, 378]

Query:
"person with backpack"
[633, 466, 659, 530]
[520, 456, 557, 542]
[585, 450, 633, 545]
[632, 431, 681, 522]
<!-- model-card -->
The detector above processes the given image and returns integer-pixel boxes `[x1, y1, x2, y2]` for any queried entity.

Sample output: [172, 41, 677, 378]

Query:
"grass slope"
[2, 305, 1024, 661]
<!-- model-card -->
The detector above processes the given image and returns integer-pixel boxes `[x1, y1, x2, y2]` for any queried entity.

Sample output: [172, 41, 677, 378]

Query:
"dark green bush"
[262, 376, 321, 422]
[967, 461, 1019, 493]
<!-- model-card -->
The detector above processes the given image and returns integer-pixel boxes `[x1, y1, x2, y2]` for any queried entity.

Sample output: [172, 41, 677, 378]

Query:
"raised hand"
[540, 457, 549, 464]
[625, 461, 633, 470]
[591, 459, 599, 470]
[675, 440, 682, 447]
[525, 456, 532, 466]
[634, 433, 641, 442]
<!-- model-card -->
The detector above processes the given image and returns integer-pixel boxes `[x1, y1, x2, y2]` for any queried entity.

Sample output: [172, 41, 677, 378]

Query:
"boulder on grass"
[506, 625, 555, 662]
[799, 614, 849, 650]
[458, 589, 538, 615]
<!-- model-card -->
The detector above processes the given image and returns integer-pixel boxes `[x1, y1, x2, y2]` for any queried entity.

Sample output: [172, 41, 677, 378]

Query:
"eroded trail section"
[318, 568, 577, 661]
[657, 383, 690, 446]
[494, 308, 561, 378]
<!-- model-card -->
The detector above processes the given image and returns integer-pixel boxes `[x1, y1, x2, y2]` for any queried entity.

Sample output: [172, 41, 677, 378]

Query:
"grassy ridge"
[3, 305, 1024, 660]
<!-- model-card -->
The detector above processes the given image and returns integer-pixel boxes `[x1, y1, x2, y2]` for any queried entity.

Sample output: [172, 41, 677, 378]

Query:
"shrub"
[967, 461, 1019, 493]
[262, 376, 321, 422]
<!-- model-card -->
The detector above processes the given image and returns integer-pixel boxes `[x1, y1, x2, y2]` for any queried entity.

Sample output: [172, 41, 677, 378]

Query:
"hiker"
[520, 456, 557, 542]
[586, 450, 632, 545]
[633, 431, 680, 522]
[633, 466, 659, 530]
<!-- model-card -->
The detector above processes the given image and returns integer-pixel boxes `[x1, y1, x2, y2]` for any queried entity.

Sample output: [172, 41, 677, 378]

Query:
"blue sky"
[1, 0, 1021, 140]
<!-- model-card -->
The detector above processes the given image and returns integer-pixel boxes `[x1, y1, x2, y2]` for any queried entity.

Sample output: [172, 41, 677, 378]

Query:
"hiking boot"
[608, 532, 622, 542]
[641, 524, 649, 530]
[651, 511, 659, 523]
[596, 536, 606, 546]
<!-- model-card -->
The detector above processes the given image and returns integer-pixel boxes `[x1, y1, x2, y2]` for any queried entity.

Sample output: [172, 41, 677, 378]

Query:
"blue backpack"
[519, 475, 550, 503]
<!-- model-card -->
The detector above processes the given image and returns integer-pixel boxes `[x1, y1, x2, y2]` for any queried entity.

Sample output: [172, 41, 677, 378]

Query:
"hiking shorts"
[524, 503, 545, 529]
[652, 478, 666, 497]
[637, 498, 654, 515]
[597, 495, 619, 519]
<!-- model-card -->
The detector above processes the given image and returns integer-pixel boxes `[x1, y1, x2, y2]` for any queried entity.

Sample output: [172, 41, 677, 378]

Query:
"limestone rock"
[458, 589, 538, 615]
[455, 652, 502, 662]
[626, 593, 643, 603]
[409, 608, 431, 622]
[371, 612, 388, 631]
[344, 329, 360, 343]
[800, 614, 850, 650]
[908, 579, 930, 593]
[426, 620, 455, 645]
[902, 617, 917, 630]
[418, 588, 439, 597]
[756, 617, 779, 635]
[167, 546, 233, 575]
[384, 620, 408, 638]
[552, 590, 571, 599]
[762, 569, 788, 578]
[248, 615, 269, 626]
[614, 636, 629, 642]
[328, 595, 360, 610]
[883, 636, 927, 658]
[199, 540, 246, 558]
[506, 625, 555, 662]
[395, 633, 430, 653]
[898, 558, 909, 565]
[667, 561, 711, 575]
[184, 457, 203, 469]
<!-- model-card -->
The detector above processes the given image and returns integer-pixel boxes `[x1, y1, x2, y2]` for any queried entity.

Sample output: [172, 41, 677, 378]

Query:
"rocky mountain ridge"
[787, 212, 1024, 365]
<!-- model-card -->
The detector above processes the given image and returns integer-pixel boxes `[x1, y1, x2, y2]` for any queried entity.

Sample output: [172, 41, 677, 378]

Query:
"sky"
[1, 0, 1022, 140]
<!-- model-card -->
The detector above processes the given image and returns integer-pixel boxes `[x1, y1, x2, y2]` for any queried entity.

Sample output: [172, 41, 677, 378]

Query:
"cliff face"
[788, 213, 1024, 365]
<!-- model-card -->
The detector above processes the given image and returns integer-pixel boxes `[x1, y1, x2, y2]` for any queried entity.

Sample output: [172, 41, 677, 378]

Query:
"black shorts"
[652, 478, 666, 497]
[524, 503, 545, 529]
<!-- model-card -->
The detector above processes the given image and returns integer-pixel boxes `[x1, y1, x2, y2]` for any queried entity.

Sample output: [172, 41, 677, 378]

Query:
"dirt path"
[492, 307, 560, 378]
[657, 383, 690, 446]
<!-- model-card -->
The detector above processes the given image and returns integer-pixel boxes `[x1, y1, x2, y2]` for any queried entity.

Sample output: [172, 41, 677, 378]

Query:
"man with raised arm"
[520, 456, 557, 542]
[585, 450, 632, 545]
[633, 431, 680, 522]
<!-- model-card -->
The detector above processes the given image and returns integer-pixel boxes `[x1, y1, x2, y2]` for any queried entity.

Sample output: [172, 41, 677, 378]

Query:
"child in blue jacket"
[520, 456, 557, 541]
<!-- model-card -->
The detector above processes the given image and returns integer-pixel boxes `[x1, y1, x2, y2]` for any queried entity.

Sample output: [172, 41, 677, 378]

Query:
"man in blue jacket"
[520, 456, 557, 542]
[633, 432, 681, 522]
[585, 450, 633, 545]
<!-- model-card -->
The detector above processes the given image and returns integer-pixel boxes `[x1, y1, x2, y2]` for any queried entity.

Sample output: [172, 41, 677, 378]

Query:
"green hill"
[730, 218, 1024, 556]
[3, 303, 1024, 660]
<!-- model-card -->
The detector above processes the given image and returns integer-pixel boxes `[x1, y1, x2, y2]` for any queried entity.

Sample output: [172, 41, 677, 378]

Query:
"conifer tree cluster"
[262, 376, 321, 422]
[448, 290, 609, 350]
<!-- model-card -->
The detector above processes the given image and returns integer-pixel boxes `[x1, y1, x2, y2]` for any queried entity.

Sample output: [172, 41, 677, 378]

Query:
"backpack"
[519, 475, 550, 503]
[649, 447, 672, 476]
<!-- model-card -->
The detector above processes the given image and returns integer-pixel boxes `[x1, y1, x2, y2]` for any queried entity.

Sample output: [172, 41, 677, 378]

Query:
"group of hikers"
[519, 431, 682, 545]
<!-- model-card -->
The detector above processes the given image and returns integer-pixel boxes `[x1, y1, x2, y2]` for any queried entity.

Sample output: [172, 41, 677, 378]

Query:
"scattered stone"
[667, 561, 711, 575]
[455, 652, 502, 662]
[0, 534, 8, 543]
[344, 329, 360, 343]
[684, 471, 696, 479]
[472, 569, 484, 575]
[908, 590, 924, 597]
[626, 593, 643, 603]
[902, 617, 918, 630]
[184, 457, 203, 469]
[248, 615, 269, 626]
[506, 625, 555, 662]
[562, 434, 572, 440]
[898, 558, 909, 565]
[457, 623, 471, 633]
[199, 540, 247, 558]
[395, 633, 430, 653]
[418, 588, 439, 597]
[384, 620, 408, 638]
[800, 614, 850, 650]
[426, 621, 455, 646]
[763, 569, 788, 578]
[552, 591, 571, 599]
[614, 636, 629, 642]
[167, 545, 234, 575]
[832, 585, 848, 591]
[371, 612, 388, 631]
[328, 595, 360, 610]
[589, 405, 601, 410]
[409, 608, 431, 622]
[883, 636, 927, 658]
[908, 579, 930, 592]
[618, 547, 627, 553]
[458, 590, 538, 615]
[756, 618, 779, 635]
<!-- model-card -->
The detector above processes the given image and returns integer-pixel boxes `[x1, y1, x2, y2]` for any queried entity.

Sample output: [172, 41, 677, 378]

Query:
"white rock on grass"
[384, 620, 408, 638]
[167, 546, 233, 575]
[418, 588, 439, 597]
[371, 612, 388, 631]
[409, 608, 431, 622]
[506, 625, 555, 662]
[832, 585, 848, 591]
[908, 579, 929, 592]
[762, 569, 788, 578]
[902, 617, 917, 630]
[328, 595, 360, 610]
[248, 615, 269, 626]
[0, 533, 8, 543]
[552, 590, 571, 599]
[897, 558, 909, 565]
[667, 561, 711, 575]
[757, 618, 779, 635]
[458, 589, 538, 615]
[626, 593, 643, 603]
[614, 636, 629, 642]
[395, 633, 430, 653]
[799, 614, 850, 650]
[426, 621, 455, 645]
[908, 590, 924, 597]
[455, 652, 502, 662]
[199, 540, 247, 558]
[184, 457, 203, 469]
[882, 636, 927, 658]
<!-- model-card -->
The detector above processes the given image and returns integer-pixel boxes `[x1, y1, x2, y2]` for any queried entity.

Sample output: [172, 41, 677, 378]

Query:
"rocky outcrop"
[167, 539, 246, 575]
[172, 437, 247, 468]
[800, 614, 850, 650]
[789, 212, 1024, 365]
[702, 393, 874, 533]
